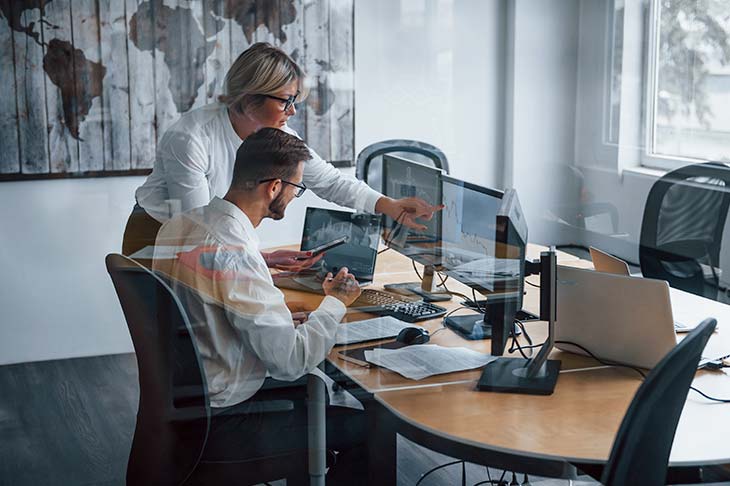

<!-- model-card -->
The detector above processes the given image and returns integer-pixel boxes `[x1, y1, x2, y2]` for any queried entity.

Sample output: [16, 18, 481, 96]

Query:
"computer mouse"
[396, 327, 430, 345]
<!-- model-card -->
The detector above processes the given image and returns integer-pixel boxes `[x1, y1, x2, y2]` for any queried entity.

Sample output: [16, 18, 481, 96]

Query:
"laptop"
[555, 266, 679, 369]
[273, 208, 382, 294]
[589, 246, 697, 332]
[589, 246, 634, 276]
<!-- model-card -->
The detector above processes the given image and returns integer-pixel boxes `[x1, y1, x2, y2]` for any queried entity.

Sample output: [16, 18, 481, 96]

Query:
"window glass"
[651, 0, 730, 162]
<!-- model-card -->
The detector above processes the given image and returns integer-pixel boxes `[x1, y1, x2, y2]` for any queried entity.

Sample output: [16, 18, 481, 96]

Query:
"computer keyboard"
[350, 289, 448, 323]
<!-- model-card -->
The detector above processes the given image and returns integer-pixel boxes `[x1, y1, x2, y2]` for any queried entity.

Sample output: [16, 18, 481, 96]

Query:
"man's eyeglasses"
[264, 91, 300, 112]
[259, 178, 307, 197]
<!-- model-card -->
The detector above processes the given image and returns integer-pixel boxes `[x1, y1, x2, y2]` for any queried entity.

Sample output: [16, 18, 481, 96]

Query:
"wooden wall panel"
[303, 0, 332, 162]
[0, 0, 354, 180]
[14, 6, 50, 175]
[151, 0, 178, 144]
[188, 0, 210, 112]
[328, 0, 354, 164]
[203, 0, 231, 105]
[126, 0, 157, 169]
[73, 0, 106, 172]
[99, 0, 132, 171]
[228, 2, 250, 67]
[43, 0, 79, 174]
[0, 4, 20, 174]
[282, 0, 307, 138]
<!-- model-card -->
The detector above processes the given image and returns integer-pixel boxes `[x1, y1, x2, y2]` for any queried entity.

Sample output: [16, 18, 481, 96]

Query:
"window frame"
[640, 0, 713, 171]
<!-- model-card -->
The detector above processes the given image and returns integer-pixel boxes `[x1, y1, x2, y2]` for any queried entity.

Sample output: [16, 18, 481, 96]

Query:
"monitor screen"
[381, 154, 443, 266]
[439, 175, 508, 293]
[300, 208, 382, 282]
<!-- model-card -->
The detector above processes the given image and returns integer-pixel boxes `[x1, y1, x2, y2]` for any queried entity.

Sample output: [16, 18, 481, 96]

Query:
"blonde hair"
[219, 42, 309, 115]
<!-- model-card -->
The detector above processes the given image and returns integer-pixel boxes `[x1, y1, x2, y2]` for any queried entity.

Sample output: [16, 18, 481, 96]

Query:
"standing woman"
[122, 42, 438, 269]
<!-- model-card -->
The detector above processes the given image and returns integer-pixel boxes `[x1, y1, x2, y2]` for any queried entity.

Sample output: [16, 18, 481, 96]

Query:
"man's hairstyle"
[230, 128, 311, 190]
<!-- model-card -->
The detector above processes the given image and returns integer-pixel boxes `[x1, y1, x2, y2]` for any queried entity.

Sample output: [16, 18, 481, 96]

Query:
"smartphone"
[298, 236, 349, 259]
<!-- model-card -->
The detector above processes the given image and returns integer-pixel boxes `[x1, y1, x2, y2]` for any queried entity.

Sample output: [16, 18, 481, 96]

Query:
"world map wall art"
[0, 0, 355, 181]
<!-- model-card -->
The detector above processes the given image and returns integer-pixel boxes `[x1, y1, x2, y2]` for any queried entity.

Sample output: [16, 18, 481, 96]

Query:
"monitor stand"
[477, 248, 561, 395]
[444, 313, 522, 341]
[384, 265, 452, 302]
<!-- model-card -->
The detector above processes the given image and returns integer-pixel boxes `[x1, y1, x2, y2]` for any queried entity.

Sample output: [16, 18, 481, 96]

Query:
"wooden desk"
[320, 245, 730, 481]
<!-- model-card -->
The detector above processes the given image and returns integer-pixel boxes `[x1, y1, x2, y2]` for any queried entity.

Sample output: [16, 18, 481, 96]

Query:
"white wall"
[0, 178, 141, 365]
[506, 0, 581, 246]
[354, 0, 506, 189]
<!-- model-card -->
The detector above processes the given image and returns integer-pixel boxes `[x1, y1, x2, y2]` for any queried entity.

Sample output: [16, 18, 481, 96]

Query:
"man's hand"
[375, 196, 444, 231]
[263, 249, 324, 272]
[322, 267, 361, 306]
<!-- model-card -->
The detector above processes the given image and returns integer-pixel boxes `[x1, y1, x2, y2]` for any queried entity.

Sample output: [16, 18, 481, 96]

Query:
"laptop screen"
[300, 208, 382, 283]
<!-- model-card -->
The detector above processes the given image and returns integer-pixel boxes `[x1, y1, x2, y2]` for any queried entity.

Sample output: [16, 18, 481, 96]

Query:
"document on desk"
[364, 345, 496, 380]
[335, 316, 415, 345]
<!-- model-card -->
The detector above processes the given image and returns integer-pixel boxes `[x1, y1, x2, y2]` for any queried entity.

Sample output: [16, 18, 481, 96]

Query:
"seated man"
[152, 127, 366, 483]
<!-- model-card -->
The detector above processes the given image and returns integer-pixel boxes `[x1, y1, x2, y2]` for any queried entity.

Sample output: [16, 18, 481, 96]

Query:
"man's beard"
[267, 192, 287, 220]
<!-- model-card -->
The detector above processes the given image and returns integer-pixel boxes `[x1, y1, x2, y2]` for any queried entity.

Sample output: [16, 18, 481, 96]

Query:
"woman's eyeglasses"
[259, 178, 307, 197]
[264, 91, 300, 112]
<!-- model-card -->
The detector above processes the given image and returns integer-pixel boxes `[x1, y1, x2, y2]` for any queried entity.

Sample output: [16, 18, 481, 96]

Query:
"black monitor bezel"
[440, 174, 504, 202]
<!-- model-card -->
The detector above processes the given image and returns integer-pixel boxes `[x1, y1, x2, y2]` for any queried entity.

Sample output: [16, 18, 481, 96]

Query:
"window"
[644, 0, 730, 168]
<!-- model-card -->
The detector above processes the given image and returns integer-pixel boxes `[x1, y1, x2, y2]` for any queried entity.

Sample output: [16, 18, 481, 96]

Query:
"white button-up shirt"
[136, 102, 381, 222]
[152, 197, 346, 407]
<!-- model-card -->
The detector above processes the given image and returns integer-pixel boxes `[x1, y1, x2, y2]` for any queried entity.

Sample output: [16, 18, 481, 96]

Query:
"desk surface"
[321, 245, 730, 467]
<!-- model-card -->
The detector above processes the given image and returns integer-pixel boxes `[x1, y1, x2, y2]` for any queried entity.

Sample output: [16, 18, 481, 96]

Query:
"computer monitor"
[439, 175, 508, 294]
[437, 181, 525, 354]
[487, 188, 528, 355]
[381, 154, 443, 267]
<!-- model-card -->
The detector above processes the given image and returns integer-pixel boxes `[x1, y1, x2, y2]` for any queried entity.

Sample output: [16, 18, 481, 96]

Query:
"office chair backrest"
[355, 139, 449, 191]
[106, 254, 209, 486]
[640, 162, 730, 300]
[601, 318, 716, 486]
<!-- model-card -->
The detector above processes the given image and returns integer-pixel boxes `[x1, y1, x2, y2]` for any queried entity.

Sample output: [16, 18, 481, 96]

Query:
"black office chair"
[106, 254, 307, 485]
[640, 162, 730, 301]
[355, 139, 450, 191]
[600, 318, 717, 486]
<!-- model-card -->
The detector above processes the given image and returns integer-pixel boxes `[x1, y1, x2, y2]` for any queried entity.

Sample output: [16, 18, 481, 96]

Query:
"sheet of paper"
[309, 368, 364, 410]
[364, 345, 496, 380]
[335, 316, 416, 345]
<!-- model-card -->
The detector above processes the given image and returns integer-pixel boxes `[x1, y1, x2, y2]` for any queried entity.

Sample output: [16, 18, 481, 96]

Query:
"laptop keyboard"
[350, 289, 447, 323]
